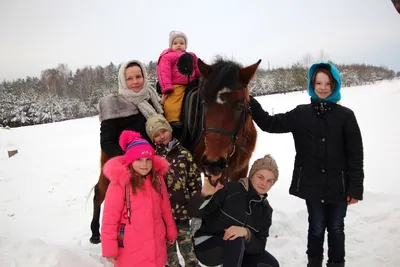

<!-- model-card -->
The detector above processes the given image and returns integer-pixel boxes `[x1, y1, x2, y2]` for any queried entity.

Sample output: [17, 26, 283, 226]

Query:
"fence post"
[8, 149, 18, 158]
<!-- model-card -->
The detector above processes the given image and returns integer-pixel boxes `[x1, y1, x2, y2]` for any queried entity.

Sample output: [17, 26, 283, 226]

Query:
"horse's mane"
[201, 58, 243, 104]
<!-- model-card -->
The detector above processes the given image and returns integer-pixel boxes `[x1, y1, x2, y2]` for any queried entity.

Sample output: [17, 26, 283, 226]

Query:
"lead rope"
[125, 185, 131, 224]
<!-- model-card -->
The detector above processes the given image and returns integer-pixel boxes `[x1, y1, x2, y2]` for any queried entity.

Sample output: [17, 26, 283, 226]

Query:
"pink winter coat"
[156, 48, 201, 94]
[101, 155, 178, 267]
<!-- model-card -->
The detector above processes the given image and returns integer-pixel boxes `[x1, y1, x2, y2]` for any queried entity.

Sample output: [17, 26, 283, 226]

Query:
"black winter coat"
[190, 179, 273, 255]
[249, 96, 364, 202]
[100, 112, 152, 158]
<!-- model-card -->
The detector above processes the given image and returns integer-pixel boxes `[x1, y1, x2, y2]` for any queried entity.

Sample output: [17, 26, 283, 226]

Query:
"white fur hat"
[169, 30, 188, 48]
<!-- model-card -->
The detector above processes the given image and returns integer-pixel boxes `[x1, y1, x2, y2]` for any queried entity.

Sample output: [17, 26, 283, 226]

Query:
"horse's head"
[198, 58, 261, 177]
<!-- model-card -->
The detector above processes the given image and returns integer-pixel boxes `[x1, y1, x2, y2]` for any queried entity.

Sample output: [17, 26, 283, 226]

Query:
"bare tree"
[41, 68, 59, 95]
[317, 50, 330, 62]
[56, 64, 71, 97]
[73, 66, 95, 102]
[301, 53, 313, 68]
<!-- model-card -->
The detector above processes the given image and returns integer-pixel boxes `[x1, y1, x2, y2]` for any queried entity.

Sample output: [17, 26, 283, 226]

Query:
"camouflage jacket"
[155, 139, 202, 220]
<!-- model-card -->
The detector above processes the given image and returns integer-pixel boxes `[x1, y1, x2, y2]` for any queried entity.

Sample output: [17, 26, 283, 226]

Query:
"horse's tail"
[84, 185, 96, 212]
[85, 151, 109, 211]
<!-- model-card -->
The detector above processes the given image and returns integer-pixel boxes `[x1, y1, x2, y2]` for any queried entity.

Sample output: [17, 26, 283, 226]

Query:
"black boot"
[327, 263, 344, 267]
[307, 257, 323, 267]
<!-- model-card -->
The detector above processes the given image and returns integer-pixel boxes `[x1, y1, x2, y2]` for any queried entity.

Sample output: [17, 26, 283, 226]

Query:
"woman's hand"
[106, 257, 117, 264]
[223, 226, 248, 241]
[167, 238, 176, 244]
[201, 174, 224, 197]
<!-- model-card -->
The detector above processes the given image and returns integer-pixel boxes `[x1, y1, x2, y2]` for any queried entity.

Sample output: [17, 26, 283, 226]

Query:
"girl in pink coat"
[101, 130, 178, 267]
[156, 30, 201, 129]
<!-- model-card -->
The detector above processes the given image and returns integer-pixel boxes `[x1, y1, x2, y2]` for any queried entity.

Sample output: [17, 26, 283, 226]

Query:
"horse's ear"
[239, 59, 262, 85]
[198, 58, 213, 78]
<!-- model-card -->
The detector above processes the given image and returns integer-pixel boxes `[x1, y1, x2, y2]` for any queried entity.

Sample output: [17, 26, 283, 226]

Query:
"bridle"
[200, 86, 250, 186]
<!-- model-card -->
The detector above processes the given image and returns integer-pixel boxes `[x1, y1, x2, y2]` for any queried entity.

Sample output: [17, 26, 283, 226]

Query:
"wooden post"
[8, 150, 18, 158]
[2, 126, 17, 157]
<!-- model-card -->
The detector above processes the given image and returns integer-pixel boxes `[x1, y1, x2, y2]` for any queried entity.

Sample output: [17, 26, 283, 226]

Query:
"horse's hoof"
[89, 235, 101, 244]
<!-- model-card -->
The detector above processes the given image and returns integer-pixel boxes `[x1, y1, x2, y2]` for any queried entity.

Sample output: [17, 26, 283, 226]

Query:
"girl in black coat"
[249, 63, 364, 267]
[190, 155, 280, 267]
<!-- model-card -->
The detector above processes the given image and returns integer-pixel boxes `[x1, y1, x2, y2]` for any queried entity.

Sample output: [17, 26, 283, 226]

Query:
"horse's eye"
[236, 103, 244, 111]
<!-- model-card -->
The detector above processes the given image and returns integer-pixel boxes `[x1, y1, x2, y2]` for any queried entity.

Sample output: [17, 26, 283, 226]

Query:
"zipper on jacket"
[220, 209, 259, 233]
[296, 167, 303, 192]
[341, 171, 346, 194]
[244, 215, 249, 226]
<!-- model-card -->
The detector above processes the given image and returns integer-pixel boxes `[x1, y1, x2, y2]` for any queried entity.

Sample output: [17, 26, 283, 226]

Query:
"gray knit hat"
[248, 154, 279, 180]
[146, 114, 173, 141]
[169, 30, 188, 48]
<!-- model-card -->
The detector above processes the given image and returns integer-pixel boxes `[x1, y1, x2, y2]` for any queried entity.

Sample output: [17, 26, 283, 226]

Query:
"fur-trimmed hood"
[103, 155, 169, 186]
[98, 59, 163, 122]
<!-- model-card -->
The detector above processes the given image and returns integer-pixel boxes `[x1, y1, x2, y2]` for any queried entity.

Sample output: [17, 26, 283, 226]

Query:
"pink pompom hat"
[119, 130, 155, 166]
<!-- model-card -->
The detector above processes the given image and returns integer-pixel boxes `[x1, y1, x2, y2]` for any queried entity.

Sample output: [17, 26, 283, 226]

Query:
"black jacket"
[100, 112, 152, 158]
[190, 179, 273, 255]
[250, 96, 364, 202]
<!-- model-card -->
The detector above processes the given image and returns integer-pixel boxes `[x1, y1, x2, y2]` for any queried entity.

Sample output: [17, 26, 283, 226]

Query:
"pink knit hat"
[119, 130, 155, 166]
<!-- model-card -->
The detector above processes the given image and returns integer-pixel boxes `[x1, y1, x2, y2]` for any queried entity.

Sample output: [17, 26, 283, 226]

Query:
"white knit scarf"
[117, 60, 163, 119]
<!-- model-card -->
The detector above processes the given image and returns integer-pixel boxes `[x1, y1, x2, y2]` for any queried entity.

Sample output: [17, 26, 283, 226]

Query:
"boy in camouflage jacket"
[146, 114, 202, 267]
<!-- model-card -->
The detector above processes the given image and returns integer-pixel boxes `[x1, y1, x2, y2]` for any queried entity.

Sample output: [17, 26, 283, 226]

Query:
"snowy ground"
[1, 80, 400, 267]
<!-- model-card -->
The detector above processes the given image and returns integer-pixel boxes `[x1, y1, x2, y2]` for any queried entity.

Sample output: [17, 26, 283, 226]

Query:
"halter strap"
[125, 185, 131, 224]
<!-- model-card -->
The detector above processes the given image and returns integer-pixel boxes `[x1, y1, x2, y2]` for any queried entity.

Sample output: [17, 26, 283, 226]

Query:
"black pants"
[306, 199, 348, 263]
[195, 235, 279, 267]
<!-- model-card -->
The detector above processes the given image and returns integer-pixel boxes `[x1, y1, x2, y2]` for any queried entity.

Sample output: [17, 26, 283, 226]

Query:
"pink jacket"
[156, 48, 201, 94]
[101, 155, 178, 267]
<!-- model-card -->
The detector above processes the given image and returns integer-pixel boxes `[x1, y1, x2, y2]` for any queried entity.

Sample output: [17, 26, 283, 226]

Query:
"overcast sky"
[1, 0, 399, 81]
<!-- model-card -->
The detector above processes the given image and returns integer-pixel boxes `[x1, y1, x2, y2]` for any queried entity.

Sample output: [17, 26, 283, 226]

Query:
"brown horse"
[89, 58, 261, 244]
[192, 58, 260, 183]
[393, 0, 400, 14]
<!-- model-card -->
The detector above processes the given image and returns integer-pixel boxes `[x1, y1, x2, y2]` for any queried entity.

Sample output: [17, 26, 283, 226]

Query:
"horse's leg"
[89, 172, 109, 244]
[89, 182, 101, 244]
[90, 152, 110, 244]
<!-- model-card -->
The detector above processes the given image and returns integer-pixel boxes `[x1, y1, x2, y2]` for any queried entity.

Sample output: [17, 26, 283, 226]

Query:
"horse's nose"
[201, 155, 227, 175]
